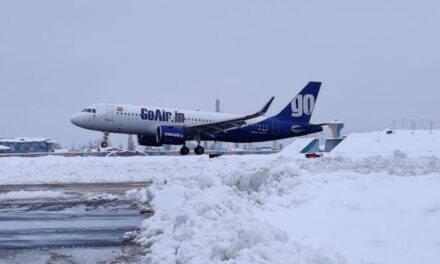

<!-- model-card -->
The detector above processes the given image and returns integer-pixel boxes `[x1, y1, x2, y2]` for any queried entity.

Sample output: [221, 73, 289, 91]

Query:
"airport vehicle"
[71, 82, 326, 155]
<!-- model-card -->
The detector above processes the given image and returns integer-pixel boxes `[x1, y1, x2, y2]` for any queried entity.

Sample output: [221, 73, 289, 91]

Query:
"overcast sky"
[1, 1, 439, 147]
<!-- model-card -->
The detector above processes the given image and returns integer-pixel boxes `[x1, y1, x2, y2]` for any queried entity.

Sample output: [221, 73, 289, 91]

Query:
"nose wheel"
[101, 132, 109, 148]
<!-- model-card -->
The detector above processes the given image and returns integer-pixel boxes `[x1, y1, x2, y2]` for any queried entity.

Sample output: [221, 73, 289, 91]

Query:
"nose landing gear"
[101, 132, 109, 148]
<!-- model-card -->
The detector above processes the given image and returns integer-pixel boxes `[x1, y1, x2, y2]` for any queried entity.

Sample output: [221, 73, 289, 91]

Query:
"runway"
[0, 182, 150, 263]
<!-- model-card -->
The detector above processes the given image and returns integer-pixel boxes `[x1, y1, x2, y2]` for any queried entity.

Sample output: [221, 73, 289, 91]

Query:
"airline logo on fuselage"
[140, 108, 185, 123]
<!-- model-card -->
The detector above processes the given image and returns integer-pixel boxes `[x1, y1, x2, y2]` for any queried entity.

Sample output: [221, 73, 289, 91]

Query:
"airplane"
[70, 81, 326, 155]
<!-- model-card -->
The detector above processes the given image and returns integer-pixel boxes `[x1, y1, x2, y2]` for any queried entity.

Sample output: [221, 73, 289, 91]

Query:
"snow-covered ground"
[1, 130, 439, 263]
[0, 190, 72, 201]
[331, 129, 440, 157]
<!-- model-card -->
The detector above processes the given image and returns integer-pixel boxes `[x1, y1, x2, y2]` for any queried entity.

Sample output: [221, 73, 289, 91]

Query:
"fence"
[391, 119, 440, 131]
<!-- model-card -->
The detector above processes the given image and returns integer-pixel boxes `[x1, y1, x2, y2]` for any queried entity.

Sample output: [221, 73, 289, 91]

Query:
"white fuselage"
[71, 103, 263, 135]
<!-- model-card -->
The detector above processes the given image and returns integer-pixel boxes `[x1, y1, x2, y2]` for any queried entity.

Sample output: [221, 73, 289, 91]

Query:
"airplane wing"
[185, 97, 275, 138]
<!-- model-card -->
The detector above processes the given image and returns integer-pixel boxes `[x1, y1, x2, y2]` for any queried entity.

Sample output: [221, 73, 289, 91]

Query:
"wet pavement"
[0, 182, 150, 263]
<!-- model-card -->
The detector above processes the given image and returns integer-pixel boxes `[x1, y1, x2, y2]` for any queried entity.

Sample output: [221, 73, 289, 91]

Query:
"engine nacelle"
[137, 134, 163, 147]
[156, 126, 185, 145]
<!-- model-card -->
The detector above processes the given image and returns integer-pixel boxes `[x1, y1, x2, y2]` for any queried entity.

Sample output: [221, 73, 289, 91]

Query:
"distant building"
[0, 138, 56, 153]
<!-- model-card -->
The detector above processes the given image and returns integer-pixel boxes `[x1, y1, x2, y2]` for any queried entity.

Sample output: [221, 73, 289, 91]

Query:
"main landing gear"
[193, 136, 205, 155]
[101, 132, 109, 148]
[179, 142, 205, 156]
[194, 145, 205, 155]
[180, 146, 190, 156]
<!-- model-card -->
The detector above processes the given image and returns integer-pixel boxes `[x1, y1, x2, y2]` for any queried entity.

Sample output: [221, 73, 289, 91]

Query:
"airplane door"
[105, 105, 114, 121]
[273, 120, 279, 135]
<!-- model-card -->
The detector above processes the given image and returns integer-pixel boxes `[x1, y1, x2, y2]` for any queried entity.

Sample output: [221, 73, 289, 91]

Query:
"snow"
[129, 153, 440, 264]
[0, 156, 161, 184]
[278, 137, 314, 156]
[0, 137, 50, 143]
[332, 129, 440, 157]
[0, 145, 11, 150]
[254, 172, 440, 264]
[1, 130, 440, 263]
[0, 190, 72, 201]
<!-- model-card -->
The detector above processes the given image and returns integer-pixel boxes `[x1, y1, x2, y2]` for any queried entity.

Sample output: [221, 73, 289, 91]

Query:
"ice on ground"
[0, 190, 72, 201]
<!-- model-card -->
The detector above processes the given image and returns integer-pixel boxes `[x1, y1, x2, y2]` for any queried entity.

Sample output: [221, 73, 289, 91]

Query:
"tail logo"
[291, 94, 315, 117]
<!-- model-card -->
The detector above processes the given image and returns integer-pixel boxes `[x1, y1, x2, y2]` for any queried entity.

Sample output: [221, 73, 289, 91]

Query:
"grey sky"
[1, 1, 439, 147]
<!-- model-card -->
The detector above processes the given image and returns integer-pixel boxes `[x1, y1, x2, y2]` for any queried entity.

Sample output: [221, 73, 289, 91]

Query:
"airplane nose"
[70, 113, 82, 126]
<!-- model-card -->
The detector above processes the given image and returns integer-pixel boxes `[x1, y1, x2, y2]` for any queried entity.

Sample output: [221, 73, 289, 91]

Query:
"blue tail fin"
[274, 81, 321, 124]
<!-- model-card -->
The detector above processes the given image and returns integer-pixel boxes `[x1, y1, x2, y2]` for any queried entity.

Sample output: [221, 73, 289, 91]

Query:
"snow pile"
[332, 129, 440, 157]
[0, 190, 72, 201]
[128, 151, 440, 264]
[134, 167, 346, 264]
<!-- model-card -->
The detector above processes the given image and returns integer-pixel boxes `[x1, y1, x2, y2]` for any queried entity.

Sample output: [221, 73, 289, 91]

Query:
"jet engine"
[137, 134, 163, 147]
[156, 126, 186, 145]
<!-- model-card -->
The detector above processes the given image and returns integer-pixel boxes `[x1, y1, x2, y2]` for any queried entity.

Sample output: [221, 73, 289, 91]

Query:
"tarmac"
[0, 182, 150, 263]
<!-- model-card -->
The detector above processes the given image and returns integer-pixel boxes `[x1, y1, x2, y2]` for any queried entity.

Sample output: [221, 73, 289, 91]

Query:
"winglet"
[259, 96, 275, 115]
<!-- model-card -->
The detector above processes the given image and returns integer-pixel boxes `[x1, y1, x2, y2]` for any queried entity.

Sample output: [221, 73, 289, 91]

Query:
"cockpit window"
[81, 108, 96, 113]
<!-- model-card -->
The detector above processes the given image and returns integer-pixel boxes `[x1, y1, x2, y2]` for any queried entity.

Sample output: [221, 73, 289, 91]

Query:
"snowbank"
[332, 129, 440, 157]
[133, 157, 347, 264]
[128, 153, 440, 264]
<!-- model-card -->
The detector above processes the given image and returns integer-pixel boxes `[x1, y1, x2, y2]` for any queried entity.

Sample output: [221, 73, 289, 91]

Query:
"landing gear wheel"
[194, 146, 205, 155]
[101, 132, 109, 148]
[180, 146, 190, 156]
